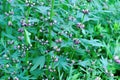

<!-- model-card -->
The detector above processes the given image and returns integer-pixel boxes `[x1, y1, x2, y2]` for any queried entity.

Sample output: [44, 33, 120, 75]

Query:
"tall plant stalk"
[25, 5, 31, 76]
[49, 0, 55, 47]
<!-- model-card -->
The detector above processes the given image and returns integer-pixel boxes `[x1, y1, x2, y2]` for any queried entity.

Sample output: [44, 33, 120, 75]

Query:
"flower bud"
[82, 9, 89, 14]
[73, 38, 80, 44]
[76, 23, 85, 29]
[8, 21, 12, 26]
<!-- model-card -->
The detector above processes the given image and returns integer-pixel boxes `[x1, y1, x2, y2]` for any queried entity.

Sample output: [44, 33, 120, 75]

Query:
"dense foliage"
[0, 0, 120, 80]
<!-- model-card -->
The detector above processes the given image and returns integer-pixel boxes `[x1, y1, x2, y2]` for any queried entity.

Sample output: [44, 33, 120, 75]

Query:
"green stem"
[26, 7, 30, 23]
[50, 0, 55, 20]
[25, 5, 31, 76]
[25, 50, 29, 75]
[81, 14, 85, 23]
[71, 52, 74, 60]
[58, 67, 61, 80]
[26, 51, 28, 63]
[49, 0, 55, 47]
[3, 0, 6, 12]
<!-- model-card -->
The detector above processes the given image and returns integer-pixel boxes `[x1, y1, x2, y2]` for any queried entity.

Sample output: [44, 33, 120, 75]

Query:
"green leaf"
[29, 18, 39, 23]
[114, 22, 119, 31]
[30, 56, 45, 71]
[71, 73, 80, 80]
[30, 69, 44, 78]
[54, 57, 69, 70]
[100, 57, 108, 69]
[24, 28, 31, 45]
[61, 41, 73, 47]
[78, 60, 91, 68]
[36, 6, 50, 15]
[2, 32, 16, 40]
[80, 39, 103, 47]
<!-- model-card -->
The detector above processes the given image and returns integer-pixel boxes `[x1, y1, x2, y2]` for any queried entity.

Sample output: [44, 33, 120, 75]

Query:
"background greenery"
[0, 0, 120, 80]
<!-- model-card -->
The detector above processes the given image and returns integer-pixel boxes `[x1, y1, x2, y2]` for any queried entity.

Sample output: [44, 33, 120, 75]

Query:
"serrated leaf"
[71, 73, 80, 80]
[30, 56, 45, 71]
[36, 6, 50, 15]
[78, 60, 91, 68]
[80, 39, 103, 47]
[2, 32, 16, 40]
[54, 57, 69, 70]
[100, 57, 108, 69]
[61, 41, 73, 47]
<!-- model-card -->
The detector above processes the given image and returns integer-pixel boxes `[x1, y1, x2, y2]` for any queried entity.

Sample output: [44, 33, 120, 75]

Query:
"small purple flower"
[8, 21, 12, 26]
[71, 60, 75, 64]
[6, 64, 9, 68]
[14, 77, 19, 80]
[14, 46, 17, 49]
[5, 12, 9, 16]
[95, 77, 101, 80]
[55, 38, 62, 43]
[18, 36, 24, 40]
[76, 23, 85, 29]
[7, 40, 14, 44]
[69, 33, 73, 38]
[18, 28, 24, 32]
[68, 16, 75, 21]
[82, 9, 89, 14]
[115, 59, 120, 64]
[73, 38, 80, 44]
[56, 48, 60, 52]
[17, 45, 20, 49]
[9, 11, 14, 15]
[53, 46, 58, 50]
[114, 56, 119, 60]
[54, 58, 59, 62]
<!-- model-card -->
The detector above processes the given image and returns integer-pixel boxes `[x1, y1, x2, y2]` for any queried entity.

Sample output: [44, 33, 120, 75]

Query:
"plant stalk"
[49, 0, 55, 47]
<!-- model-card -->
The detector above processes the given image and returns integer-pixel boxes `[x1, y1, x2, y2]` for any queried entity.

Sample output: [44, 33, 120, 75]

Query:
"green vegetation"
[0, 0, 120, 80]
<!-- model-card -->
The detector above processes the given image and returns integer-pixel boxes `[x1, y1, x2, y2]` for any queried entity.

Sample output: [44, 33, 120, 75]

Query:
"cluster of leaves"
[0, 0, 120, 80]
